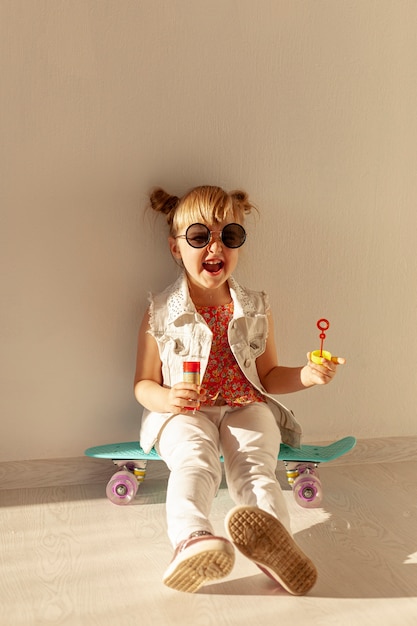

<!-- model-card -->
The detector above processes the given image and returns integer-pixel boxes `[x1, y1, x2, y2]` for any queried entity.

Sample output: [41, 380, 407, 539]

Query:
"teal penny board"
[85, 436, 356, 463]
[85, 436, 356, 507]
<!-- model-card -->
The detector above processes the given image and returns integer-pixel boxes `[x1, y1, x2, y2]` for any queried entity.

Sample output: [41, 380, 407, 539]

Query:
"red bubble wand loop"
[311, 318, 332, 365]
[317, 318, 330, 357]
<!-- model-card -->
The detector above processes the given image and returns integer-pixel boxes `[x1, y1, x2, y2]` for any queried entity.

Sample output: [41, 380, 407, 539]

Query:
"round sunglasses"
[175, 222, 246, 249]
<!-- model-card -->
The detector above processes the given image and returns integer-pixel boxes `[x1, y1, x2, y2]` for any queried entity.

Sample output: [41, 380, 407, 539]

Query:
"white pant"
[156, 402, 291, 546]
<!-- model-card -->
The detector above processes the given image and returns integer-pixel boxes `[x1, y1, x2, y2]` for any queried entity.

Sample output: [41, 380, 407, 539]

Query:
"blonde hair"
[149, 185, 256, 235]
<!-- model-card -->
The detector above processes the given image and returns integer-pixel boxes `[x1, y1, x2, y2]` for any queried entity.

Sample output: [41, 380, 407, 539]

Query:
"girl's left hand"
[301, 352, 346, 387]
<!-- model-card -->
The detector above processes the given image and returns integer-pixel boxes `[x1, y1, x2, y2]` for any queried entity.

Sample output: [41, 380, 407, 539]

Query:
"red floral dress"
[196, 303, 266, 407]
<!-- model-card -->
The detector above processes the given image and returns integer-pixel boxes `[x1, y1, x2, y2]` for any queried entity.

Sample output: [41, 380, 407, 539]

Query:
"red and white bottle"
[183, 361, 200, 410]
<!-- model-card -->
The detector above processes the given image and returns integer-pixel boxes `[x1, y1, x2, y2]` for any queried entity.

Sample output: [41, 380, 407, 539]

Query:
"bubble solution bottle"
[183, 361, 200, 410]
[183, 361, 200, 384]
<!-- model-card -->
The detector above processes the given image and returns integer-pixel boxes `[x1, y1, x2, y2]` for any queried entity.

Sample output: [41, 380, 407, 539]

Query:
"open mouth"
[203, 260, 224, 273]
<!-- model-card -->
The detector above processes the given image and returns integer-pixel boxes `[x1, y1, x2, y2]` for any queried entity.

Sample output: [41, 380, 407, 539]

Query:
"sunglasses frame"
[176, 222, 247, 249]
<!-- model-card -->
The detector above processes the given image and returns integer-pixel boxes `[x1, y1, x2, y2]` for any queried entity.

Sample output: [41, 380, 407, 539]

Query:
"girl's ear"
[169, 236, 182, 260]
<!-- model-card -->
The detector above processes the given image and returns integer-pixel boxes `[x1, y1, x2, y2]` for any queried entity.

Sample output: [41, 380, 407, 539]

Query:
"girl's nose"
[207, 232, 223, 251]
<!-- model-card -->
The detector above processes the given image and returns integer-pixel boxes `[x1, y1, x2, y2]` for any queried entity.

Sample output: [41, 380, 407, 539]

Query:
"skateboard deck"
[85, 436, 356, 464]
[85, 436, 356, 508]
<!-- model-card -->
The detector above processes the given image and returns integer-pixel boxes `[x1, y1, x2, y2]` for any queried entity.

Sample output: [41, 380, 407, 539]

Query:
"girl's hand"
[301, 352, 346, 387]
[166, 383, 207, 414]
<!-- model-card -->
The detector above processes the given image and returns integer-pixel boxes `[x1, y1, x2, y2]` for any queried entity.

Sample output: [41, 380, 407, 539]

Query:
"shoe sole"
[163, 539, 235, 593]
[225, 506, 317, 595]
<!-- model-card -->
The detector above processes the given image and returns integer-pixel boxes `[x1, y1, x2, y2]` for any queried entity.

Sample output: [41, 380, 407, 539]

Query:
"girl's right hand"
[167, 383, 207, 414]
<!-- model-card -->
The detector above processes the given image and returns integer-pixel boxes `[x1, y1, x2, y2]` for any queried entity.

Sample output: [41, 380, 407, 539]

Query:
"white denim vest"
[139, 272, 302, 453]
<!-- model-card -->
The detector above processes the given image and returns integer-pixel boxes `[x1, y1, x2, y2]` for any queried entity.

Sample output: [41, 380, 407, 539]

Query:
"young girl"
[134, 185, 344, 594]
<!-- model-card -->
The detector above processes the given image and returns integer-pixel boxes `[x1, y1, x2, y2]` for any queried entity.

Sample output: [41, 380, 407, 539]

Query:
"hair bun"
[230, 189, 254, 215]
[231, 191, 246, 202]
[149, 188, 180, 226]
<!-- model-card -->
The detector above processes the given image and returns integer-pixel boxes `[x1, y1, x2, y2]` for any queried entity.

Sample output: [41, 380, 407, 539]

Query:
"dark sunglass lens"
[186, 224, 210, 248]
[222, 224, 246, 248]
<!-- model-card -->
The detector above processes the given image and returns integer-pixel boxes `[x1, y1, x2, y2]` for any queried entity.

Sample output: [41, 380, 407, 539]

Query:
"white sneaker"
[163, 534, 235, 593]
[225, 506, 317, 595]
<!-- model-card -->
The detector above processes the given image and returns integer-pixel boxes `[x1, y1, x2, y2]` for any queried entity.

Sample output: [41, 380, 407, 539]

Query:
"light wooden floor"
[1, 438, 417, 626]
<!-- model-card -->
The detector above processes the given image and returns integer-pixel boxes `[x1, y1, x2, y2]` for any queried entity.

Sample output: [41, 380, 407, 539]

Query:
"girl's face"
[169, 217, 242, 300]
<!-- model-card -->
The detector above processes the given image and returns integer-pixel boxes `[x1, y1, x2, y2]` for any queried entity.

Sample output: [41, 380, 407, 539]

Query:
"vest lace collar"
[165, 272, 257, 324]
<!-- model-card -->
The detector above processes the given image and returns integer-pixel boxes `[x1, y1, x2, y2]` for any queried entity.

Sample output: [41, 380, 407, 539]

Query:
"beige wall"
[1, 0, 416, 462]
